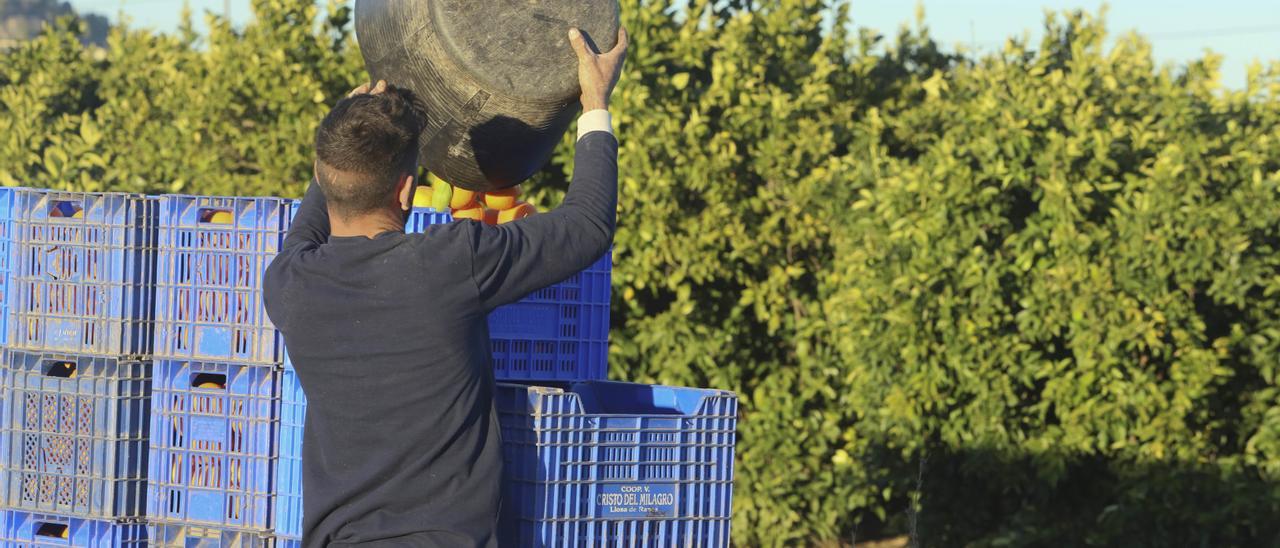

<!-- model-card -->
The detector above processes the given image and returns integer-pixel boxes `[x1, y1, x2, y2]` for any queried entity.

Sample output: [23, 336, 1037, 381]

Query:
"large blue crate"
[7, 190, 158, 356]
[0, 350, 150, 519]
[407, 207, 612, 381]
[0, 186, 19, 347]
[496, 381, 738, 547]
[147, 360, 278, 531]
[272, 366, 305, 541]
[487, 251, 610, 381]
[147, 522, 274, 547]
[1, 511, 147, 546]
[154, 196, 291, 365]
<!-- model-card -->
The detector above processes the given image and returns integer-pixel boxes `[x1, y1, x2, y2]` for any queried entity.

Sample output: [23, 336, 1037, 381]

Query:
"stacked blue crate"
[0, 187, 741, 546]
[153, 196, 289, 365]
[0, 510, 147, 547]
[147, 196, 290, 543]
[6, 190, 158, 357]
[0, 189, 157, 543]
[0, 352, 150, 518]
[488, 252, 611, 381]
[496, 381, 738, 547]
[146, 360, 278, 531]
[0, 186, 18, 347]
[404, 207, 613, 381]
[273, 365, 305, 543]
[0, 187, 15, 504]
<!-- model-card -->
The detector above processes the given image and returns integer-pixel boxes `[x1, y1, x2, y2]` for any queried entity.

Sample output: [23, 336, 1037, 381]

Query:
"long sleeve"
[265, 180, 330, 332]
[467, 124, 618, 311]
[285, 180, 331, 251]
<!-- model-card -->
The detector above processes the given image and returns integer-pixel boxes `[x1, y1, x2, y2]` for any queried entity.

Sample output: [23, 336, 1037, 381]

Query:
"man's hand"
[347, 80, 388, 98]
[569, 26, 628, 112]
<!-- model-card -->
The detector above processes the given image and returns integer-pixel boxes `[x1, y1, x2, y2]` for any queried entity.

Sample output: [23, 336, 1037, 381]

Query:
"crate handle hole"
[49, 200, 84, 219]
[200, 208, 235, 224]
[44, 361, 77, 378]
[192, 373, 227, 390]
[35, 522, 69, 539]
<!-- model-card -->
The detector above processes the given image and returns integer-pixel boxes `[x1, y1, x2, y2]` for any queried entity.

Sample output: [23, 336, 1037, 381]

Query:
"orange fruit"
[483, 208, 499, 225]
[481, 187, 521, 210]
[197, 382, 225, 390]
[452, 206, 485, 222]
[208, 211, 234, 224]
[450, 188, 478, 210]
[497, 202, 536, 224]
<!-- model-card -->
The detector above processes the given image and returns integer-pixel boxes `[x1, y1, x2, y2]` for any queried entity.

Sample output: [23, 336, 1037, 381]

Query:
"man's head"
[314, 83, 426, 219]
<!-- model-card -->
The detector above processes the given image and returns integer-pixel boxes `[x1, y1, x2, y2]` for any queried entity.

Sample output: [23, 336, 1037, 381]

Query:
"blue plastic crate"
[147, 360, 278, 531]
[0, 186, 20, 347]
[154, 196, 292, 365]
[7, 190, 158, 356]
[1, 511, 147, 546]
[496, 381, 738, 547]
[406, 207, 612, 381]
[272, 366, 305, 541]
[0, 350, 150, 519]
[403, 206, 452, 231]
[487, 251, 611, 381]
[0, 366, 6, 505]
[147, 522, 274, 547]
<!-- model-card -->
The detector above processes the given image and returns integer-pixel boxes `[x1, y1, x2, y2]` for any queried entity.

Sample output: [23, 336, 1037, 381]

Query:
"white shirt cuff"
[577, 109, 613, 140]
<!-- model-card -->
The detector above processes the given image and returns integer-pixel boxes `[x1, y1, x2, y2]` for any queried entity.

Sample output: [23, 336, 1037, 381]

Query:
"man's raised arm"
[465, 26, 628, 311]
[467, 117, 617, 310]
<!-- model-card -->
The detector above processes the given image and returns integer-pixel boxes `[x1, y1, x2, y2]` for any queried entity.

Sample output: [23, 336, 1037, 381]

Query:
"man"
[263, 27, 628, 547]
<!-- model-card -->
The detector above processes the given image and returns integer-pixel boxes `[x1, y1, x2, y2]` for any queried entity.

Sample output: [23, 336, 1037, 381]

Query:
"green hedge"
[2, 1, 1278, 545]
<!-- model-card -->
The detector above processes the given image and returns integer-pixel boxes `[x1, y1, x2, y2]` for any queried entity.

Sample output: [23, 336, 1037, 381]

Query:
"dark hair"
[314, 85, 426, 218]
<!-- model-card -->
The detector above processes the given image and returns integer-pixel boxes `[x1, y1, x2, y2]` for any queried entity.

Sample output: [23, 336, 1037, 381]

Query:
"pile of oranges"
[415, 173, 535, 225]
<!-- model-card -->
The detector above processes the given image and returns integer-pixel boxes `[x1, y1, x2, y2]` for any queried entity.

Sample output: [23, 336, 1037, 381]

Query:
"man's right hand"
[569, 26, 629, 112]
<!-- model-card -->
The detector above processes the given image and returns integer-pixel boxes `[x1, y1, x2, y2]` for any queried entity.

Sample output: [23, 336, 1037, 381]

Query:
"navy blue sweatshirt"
[264, 129, 618, 547]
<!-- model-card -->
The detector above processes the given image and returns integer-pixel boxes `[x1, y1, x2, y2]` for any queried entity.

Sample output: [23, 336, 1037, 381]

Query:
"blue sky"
[70, 0, 1280, 88]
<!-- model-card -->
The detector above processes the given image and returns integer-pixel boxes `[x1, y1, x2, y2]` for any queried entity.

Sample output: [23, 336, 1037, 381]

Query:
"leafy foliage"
[0, 0, 359, 195]
[1, 1, 1278, 545]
